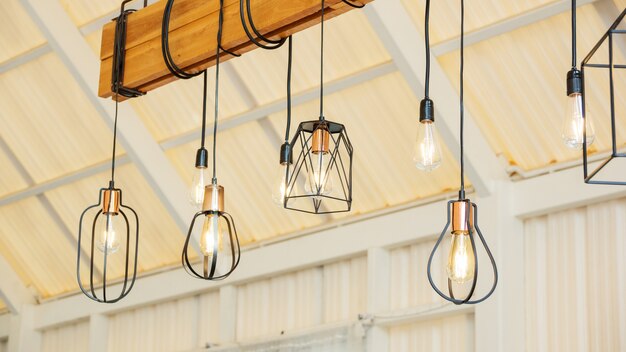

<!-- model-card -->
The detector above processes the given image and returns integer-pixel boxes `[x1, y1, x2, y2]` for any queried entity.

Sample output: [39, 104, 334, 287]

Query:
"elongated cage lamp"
[182, 0, 241, 280]
[77, 0, 143, 303]
[284, 0, 354, 214]
[580, 8, 626, 185]
[426, 0, 498, 305]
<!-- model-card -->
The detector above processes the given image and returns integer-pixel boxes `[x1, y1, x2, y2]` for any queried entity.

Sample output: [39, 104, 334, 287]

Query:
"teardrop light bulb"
[446, 231, 475, 284]
[562, 93, 595, 149]
[97, 214, 121, 254]
[272, 163, 293, 206]
[413, 121, 442, 171]
[304, 152, 333, 197]
[189, 167, 209, 207]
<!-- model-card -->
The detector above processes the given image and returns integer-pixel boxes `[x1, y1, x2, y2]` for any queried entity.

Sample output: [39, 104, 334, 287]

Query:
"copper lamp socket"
[312, 126, 330, 154]
[203, 184, 224, 212]
[102, 189, 121, 215]
[451, 200, 474, 234]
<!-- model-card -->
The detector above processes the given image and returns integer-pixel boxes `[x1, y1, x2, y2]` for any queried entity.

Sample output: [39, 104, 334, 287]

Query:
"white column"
[88, 314, 109, 352]
[474, 181, 525, 352]
[7, 305, 41, 352]
[366, 247, 390, 352]
[219, 285, 237, 344]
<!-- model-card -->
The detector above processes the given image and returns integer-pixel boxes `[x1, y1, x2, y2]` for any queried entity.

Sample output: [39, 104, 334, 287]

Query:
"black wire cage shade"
[284, 120, 353, 214]
[580, 8, 626, 185]
[77, 183, 139, 303]
[183, 185, 241, 280]
[427, 199, 498, 305]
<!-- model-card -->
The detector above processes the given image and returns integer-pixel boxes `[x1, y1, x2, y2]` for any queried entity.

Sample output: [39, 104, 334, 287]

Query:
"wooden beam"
[98, 0, 369, 99]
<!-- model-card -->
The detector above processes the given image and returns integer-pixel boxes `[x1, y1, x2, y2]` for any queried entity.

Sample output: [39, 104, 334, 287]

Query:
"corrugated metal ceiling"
[0, 0, 623, 300]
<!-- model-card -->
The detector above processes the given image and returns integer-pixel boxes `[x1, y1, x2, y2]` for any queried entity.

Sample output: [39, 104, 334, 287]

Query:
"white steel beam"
[432, 0, 600, 56]
[0, 314, 9, 339]
[7, 305, 41, 352]
[0, 62, 395, 208]
[88, 314, 109, 352]
[365, 0, 508, 196]
[32, 198, 448, 329]
[0, 255, 35, 315]
[512, 160, 626, 218]
[21, 0, 198, 237]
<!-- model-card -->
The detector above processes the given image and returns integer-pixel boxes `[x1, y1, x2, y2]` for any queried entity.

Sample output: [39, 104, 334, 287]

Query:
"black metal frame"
[182, 210, 241, 280]
[426, 200, 498, 305]
[77, 186, 139, 304]
[580, 8, 626, 185]
[283, 120, 353, 214]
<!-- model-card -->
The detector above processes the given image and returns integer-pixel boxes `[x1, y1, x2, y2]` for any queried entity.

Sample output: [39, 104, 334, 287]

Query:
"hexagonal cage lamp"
[581, 8, 626, 185]
[284, 120, 353, 214]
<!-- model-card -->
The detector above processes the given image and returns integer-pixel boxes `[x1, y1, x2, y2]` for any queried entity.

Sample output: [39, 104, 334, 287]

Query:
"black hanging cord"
[285, 36, 293, 143]
[162, 0, 204, 79]
[201, 70, 208, 148]
[211, 0, 229, 183]
[320, 0, 325, 120]
[424, 0, 431, 98]
[341, 0, 365, 8]
[459, 0, 465, 199]
[110, 95, 120, 185]
[111, 0, 145, 98]
[240, 0, 286, 50]
[571, 0, 577, 68]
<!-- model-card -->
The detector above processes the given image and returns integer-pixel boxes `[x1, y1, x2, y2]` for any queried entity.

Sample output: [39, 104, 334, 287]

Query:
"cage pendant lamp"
[182, 0, 241, 281]
[77, 1, 142, 304]
[426, 0, 498, 305]
[580, 8, 626, 185]
[283, 0, 354, 215]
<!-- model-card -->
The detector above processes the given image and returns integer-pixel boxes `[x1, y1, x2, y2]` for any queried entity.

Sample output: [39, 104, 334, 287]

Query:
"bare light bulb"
[446, 231, 475, 284]
[200, 214, 223, 259]
[272, 163, 291, 206]
[189, 167, 209, 207]
[413, 121, 442, 171]
[562, 93, 595, 149]
[304, 152, 333, 197]
[97, 214, 120, 254]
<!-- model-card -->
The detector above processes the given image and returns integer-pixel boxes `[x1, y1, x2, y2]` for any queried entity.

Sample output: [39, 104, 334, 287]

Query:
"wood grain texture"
[98, 0, 370, 99]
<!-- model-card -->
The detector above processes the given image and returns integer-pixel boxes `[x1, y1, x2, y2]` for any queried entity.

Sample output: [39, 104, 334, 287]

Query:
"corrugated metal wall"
[389, 314, 474, 352]
[525, 199, 626, 352]
[41, 320, 89, 352]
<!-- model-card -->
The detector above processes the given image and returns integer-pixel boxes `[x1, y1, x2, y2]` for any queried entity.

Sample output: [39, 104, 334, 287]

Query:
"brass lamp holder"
[202, 184, 225, 213]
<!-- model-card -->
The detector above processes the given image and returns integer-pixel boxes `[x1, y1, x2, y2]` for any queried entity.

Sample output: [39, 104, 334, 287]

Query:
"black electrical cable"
[162, 0, 204, 79]
[211, 0, 228, 183]
[571, 0, 577, 68]
[424, 0, 430, 98]
[111, 1, 144, 98]
[320, 0, 325, 120]
[341, 0, 365, 9]
[285, 36, 293, 143]
[240, 0, 286, 50]
[459, 0, 465, 199]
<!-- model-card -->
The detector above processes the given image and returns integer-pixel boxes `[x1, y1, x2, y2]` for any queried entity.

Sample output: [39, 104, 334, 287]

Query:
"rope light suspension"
[580, 8, 626, 185]
[426, 0, 498, 305]
[413, 0, 442, 172]
[76, 0, 143, 304]
[182, 0, 241, 280]
[563, 0, 596, 150]
[282, 0, 354, 214]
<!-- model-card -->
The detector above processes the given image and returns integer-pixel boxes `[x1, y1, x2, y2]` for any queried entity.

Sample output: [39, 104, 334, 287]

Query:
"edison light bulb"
[272, 163, 290, 206]
[189, 167, 209, 207]
[304, 152, 333, 197]
[413, 121, 442, 171]
[97, 214, 120, 254]
[446, 231, 475, 284]
[562, 93, 595, 149]
[200, 214, 224, 260]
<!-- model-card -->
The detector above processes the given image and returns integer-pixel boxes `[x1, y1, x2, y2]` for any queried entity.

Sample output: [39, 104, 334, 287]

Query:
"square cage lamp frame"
[581, 8, 626, 185]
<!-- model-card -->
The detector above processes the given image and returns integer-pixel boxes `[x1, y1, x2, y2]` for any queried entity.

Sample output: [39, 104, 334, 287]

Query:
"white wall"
[41, 320, 88, 352]
[524, 198, 626, 352]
